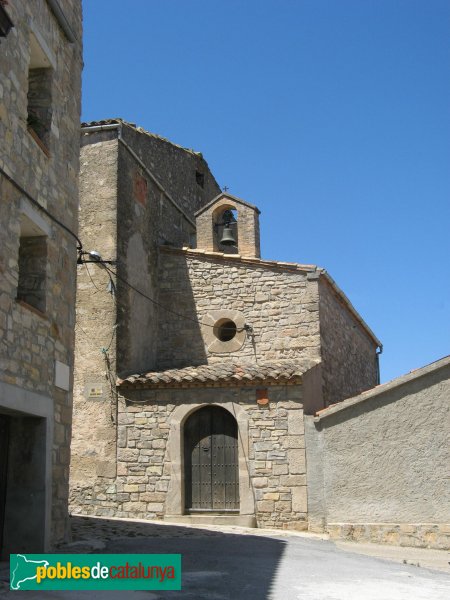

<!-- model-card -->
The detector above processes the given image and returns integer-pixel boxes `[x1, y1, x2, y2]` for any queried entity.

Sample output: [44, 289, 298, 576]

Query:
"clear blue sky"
[82, 0, 450, 383]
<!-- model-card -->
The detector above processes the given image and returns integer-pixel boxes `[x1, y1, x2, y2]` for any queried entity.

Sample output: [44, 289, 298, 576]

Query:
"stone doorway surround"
[164, 401, 256, 527]
[0, 380, 53, 556]
[184, 405, 239, 511]
[116, 360, 311, 529]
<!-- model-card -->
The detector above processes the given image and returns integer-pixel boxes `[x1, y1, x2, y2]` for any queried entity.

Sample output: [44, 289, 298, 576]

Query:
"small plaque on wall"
[55, 360, 70, 391]
[85, 383, 105, 400]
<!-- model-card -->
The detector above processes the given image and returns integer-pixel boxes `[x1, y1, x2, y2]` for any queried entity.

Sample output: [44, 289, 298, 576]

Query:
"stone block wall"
[305, 357, 450, 549]
[0, 1, 82, 218]
[72, 123, 221, 380]
[196, 194, 261, 257]
[156, 250, 321, 370]
[116, 125, 216, 376]
[70, 124, 221, 513]
[0, 0, 82, 548]
[72, 384, 308, 531]
[318, 276, 379, 405]
[70, 138, 119, 515]
[120, 123, 220, 221]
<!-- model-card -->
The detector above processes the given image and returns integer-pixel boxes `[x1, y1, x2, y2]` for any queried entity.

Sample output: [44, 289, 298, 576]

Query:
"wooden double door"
[184, 406, 239, 512]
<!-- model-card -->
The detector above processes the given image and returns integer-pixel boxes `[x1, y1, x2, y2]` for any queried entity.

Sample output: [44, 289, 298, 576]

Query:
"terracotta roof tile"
[117, 359, 318, 389]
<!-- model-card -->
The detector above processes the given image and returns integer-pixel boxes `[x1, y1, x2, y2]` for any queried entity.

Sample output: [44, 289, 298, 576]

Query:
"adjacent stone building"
[70, 121, 381, 532]
[0, 0, 82, 555]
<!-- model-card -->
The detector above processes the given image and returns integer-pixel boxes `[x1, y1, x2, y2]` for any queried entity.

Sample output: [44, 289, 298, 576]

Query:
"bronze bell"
[220, 223, 236, 246]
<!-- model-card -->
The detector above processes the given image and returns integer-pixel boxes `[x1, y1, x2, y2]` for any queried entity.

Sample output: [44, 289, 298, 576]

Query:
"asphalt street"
[1, 517, 449, 599]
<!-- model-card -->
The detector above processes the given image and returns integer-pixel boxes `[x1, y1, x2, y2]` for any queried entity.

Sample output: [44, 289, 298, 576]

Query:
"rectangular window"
[195, 170, 205, 188]
[16, 214, 48, 314]
[27, 33, 53, 150]
[17, 236, 47, 313]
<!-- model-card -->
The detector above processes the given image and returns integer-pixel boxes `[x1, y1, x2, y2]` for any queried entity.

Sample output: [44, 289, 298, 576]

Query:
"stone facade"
[0, 0, 82, 555]
[110, 384, 308, 530]
[305, 356, 450, 549]
[70, 120, 222, 516]
[156, 246, 380, 401]
[156, 249, 322, 370]
[318, 275, 380, 406]
[196, 193, 261, 257]
[71, 137, 381, 533]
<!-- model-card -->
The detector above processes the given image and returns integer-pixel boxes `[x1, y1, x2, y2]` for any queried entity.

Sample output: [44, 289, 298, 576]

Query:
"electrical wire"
[83, 262, 103, 292]
[77, 259, 253, 403]
[1, 166, 254, 379]
[0, 165, 83, 250]
[102, 344, 118, 424]
[75, 321, 96, 346]
[0, 166, 250, 336]
[102, 323, 117, 354]
[100, 263, 251, 334]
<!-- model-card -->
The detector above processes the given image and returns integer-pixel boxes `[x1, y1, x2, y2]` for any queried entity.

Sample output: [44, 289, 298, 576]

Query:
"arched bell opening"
[184, 405, 240, 513]
[212, 206, 239, 254]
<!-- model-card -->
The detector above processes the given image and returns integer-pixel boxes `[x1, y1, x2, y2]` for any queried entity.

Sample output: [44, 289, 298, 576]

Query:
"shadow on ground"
[0, 516, 287, 599]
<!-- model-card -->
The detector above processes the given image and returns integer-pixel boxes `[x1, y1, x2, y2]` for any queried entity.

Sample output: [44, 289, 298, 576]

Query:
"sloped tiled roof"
[117, 359, 319, 389]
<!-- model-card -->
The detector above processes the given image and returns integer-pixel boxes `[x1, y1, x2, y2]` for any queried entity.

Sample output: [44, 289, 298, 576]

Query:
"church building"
[70, 120, 448, 549]
[70, 119, 380, 531]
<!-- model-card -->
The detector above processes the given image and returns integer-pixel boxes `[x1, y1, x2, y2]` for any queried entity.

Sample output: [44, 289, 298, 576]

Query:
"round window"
[202, 310, 246, 353]
[214, 319, 237, 342]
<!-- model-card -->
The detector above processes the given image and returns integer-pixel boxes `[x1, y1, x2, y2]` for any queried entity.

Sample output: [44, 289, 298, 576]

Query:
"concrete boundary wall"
[305, 357, 450, 549]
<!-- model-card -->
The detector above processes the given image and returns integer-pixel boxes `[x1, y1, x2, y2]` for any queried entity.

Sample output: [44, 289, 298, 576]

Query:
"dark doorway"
[0, 414, 9, 550]
[1, 415, 47, 556]
[184, 406, 239, 512]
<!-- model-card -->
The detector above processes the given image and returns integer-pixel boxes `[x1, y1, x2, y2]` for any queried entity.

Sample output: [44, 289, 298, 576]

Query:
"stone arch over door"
[166, 402, 254, 518]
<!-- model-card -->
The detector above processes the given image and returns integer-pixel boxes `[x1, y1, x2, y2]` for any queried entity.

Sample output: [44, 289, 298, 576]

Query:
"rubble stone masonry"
[156, 250, 322, 370]
[70, 127, 381, 535]
[72, 384, 309, 531]
[70, 124, 221, 514]
[0, 0, 82, 548]
[318, 276, 379, 405]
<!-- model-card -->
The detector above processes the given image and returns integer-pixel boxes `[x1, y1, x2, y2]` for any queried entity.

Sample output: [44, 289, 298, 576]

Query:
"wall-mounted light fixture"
[76, 250, 117, 296]
[77, 250, 116, 265]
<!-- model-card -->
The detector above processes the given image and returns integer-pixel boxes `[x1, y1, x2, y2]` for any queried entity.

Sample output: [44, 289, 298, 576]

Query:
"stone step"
[163, 514, 256, 528]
